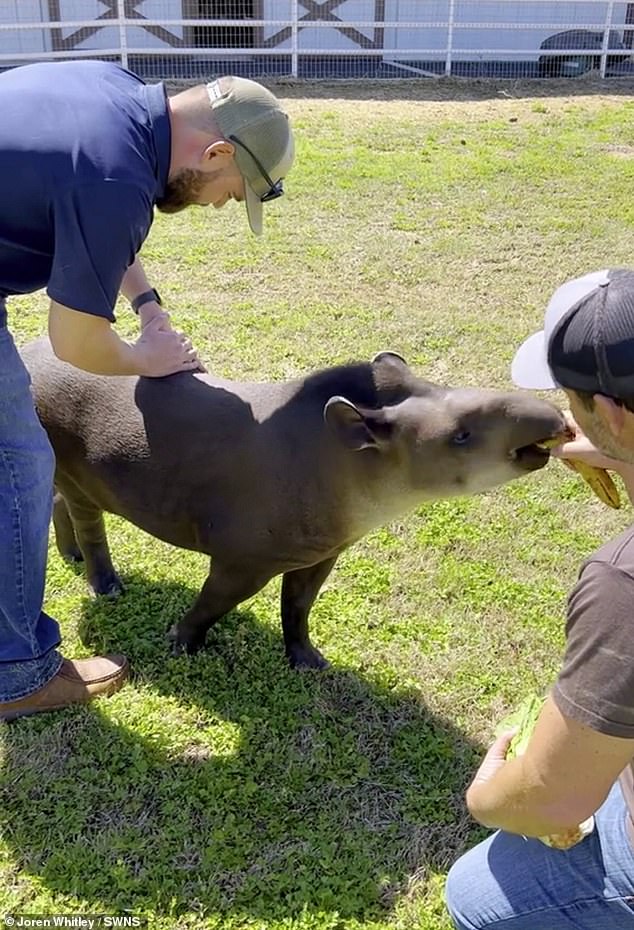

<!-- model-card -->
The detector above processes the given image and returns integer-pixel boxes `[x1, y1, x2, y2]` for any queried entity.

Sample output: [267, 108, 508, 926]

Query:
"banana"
[559, 458, 621, 509]
[539, 436, 621, 510]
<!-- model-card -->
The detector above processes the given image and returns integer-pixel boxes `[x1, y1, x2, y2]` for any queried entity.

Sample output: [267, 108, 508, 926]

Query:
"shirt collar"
[142, 81, 170, 199]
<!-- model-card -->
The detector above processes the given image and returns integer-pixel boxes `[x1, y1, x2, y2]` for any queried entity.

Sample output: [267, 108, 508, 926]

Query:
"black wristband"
[131, 288, 162, 314]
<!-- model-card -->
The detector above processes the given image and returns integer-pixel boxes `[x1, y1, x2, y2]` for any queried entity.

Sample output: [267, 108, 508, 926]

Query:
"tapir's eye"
[451, 429, 472, 446]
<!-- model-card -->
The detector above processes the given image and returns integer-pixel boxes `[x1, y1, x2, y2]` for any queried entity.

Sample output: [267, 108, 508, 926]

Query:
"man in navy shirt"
[0, 61, 294, 719]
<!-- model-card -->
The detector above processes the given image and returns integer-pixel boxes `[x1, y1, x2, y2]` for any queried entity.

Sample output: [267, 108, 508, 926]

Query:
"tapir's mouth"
[511, 442, 551, 470]
[511, 426, 574, 472]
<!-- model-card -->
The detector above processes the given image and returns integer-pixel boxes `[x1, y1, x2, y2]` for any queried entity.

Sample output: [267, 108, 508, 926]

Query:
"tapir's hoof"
[167, 624, 205, 657]
[287, 644, 330, 670]
[90, 573, 124, 598]
[60, 547, 84, 564]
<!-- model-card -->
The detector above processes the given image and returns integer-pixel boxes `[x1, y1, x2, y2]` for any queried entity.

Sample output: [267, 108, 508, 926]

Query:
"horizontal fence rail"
[0, 1, 633, 81]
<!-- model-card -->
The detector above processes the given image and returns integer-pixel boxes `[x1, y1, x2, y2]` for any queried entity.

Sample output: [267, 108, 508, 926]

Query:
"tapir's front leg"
[169, 561, 273, 656]
[54, 481, 123, 597]
[280, 555, 339, 669]
[53, 491, 83, 563]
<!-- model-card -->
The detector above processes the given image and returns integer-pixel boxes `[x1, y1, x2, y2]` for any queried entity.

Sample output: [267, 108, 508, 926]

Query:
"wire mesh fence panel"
[0, 0, 633, 80]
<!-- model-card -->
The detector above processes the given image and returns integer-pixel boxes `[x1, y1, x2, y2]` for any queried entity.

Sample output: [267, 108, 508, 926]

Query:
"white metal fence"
[1, 1, 634, 81]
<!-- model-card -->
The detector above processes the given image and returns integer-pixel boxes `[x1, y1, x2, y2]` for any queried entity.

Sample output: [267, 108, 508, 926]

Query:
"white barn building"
[0, 1, 632, 79]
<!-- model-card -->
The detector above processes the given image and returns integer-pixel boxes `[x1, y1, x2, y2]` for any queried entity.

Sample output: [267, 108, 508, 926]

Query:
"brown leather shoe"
[0, 655, 129, 722]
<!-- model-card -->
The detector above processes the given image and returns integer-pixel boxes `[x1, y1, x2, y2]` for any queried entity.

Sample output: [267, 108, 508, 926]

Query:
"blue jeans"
[445, 781, 634, 929]
[0, 300, 63, 702]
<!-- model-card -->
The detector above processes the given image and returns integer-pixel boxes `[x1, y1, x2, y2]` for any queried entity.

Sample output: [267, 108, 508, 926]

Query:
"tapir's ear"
[323, 396, 391, 451]
[371, 350, 408, 367]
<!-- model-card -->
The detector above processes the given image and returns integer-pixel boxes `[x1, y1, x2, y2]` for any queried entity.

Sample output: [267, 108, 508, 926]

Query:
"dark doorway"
[187, 0, 257, 49]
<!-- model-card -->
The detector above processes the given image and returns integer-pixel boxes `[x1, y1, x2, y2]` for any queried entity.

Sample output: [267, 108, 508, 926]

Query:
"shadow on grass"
[1, 572, 485, 925]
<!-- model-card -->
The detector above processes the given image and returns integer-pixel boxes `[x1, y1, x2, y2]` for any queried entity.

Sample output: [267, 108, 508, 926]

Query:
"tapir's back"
[21, 337, 289, 455]
[20, 339, 273, 546]
[22, 338, 145, 459]
[19, 338, 331, 557]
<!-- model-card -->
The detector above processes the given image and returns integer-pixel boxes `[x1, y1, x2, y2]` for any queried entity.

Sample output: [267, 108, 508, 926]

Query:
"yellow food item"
[560, 458, 620, 509]
[539, 435, 621, 510]
[540, 822, 594, 850]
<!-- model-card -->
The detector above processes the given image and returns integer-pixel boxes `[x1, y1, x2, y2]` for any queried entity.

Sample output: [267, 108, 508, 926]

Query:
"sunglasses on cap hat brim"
[230, 134, 284, 202]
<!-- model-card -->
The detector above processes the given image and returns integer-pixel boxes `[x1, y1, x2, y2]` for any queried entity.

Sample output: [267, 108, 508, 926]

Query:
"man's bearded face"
[156, 168, 210, 214]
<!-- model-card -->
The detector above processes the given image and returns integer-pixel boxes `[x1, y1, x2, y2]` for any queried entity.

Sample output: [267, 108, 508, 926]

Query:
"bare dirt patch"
[598, 143, 634, 157]
[271, 80, 634, 126]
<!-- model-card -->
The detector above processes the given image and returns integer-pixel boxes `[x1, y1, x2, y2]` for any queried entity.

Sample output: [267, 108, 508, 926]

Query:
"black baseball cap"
[512, 268, 634, 397]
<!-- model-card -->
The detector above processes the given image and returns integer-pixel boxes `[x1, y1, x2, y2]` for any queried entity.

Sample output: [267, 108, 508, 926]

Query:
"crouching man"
[446, 269, 634, 929]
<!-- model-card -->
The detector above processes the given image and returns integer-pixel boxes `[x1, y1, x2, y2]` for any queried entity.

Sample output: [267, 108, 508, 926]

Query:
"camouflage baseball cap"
[206, 76, 294, 236]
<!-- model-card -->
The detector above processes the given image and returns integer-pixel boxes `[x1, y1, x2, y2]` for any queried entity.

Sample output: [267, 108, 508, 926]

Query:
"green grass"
[2, 84, 634, 930]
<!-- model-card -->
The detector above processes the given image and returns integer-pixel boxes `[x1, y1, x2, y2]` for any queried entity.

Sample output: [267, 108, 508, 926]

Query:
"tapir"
[22, 340, 566, 669]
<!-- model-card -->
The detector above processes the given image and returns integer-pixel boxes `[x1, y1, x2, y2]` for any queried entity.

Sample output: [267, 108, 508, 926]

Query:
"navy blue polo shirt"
[0, 60, 170, 320]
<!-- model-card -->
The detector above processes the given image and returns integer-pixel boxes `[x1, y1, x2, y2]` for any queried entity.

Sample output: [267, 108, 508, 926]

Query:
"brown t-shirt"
[552, 523, 634, 820]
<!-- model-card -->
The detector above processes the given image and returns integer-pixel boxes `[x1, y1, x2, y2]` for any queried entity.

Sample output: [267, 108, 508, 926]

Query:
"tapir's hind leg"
[54, 479, 123, 597]
[281, 556, 338, 669]
[168, 562, 274, 657]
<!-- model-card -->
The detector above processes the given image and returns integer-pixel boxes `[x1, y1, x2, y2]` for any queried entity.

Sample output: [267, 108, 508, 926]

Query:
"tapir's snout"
[504, 397, 567, 473]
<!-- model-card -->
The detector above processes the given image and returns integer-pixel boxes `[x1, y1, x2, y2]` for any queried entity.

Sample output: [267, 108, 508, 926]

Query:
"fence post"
[600, 0, 615, 78]
[445, 0, 455, 77]
[291, 0, 299, 79]
[116, 0, 129, 70]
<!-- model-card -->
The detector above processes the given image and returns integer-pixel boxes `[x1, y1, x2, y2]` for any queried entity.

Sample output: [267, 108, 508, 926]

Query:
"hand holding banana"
[540, 426, 621, 509]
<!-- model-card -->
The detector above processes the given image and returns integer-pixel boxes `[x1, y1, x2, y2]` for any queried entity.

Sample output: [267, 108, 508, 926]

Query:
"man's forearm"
[120, 256, 153, 302]
[51, 321, 142, 375]
[466, 757, 591, 837]
[121, 256, 165, 328]
[49, 300, 198, 378]
[49, 303, 146, 375]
